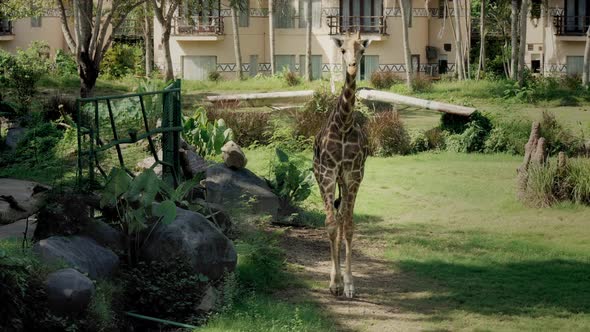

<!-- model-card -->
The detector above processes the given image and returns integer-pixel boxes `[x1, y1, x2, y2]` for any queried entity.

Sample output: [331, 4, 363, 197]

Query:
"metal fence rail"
[76, 80, 182, 188]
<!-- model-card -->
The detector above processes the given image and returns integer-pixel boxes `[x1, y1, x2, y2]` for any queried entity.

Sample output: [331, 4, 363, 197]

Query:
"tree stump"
[517, 121, 547, 200]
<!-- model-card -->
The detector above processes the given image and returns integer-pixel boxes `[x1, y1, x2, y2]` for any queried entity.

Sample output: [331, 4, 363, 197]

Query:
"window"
[31, 16, 41, 27]
[249, 55, 258, 77]
[531, 0, 542, 19]
[275, 55, 296, 72]
[444, 43, 452, 52]
[299, 55, 322, 80]
[298, 0, 321, 29]
[275, 1, 296, 28]
[527, 44, 534, 51]
[341, 0, 383, 33]
[361, 55, 379, 80]
[566, 56, 584, 76]
[239, 1, 249, 27]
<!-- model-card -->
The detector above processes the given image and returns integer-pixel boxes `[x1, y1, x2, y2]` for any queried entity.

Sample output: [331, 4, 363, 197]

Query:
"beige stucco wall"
[154, 0, 469, 80]
[0, 16, 66, 56]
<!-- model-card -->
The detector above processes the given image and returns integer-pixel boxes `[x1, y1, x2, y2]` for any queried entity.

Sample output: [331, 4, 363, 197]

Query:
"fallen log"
[357, 89, 476, 116]
[206, 90, 314, 103]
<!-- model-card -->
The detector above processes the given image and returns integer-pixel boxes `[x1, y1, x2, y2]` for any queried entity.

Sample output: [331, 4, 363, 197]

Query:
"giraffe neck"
[333, 71, 357, 132]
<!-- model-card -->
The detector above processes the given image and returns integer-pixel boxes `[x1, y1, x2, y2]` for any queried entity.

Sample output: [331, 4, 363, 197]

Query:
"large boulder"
[0, 178, 50, 225]
[221, 141, 247, 169]
[204, 164, 279, 221]
[135, 150, 162, 176]
[45, 268, 95, 315]
[193, 198, 233, 237]
[33, 235, 119, 279]
[80, 220, 124, 253]
[141, 206, 236, 280]
[180, 148, 208, 178]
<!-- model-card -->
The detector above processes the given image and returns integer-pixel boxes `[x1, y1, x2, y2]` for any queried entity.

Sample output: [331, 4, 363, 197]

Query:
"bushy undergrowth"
[206, 109, 271, 147]
[484, 117, 531, 154]
[267, 148, 314, 214]
[539, 111, 585, 156]
[371, 71, 400, 89]
[524, 158, 590, 207]
[367, 110, 411, 156]
[282, 69, 301, 87]
[101, 43, 143, 79]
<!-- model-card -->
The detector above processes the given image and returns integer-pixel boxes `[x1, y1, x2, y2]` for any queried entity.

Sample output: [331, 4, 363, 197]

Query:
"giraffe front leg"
[340, 180, 360, 299]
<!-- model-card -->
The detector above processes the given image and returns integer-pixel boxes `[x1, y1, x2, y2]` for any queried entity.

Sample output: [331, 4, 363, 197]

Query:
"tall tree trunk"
[143, 2, 153, 77]
[518, 0, 528, 86]
[453, 0, 465, 80]
[162, 27, 173, 81]
[269, 0, 275, 75]
[463, 0, 470, 79]
[477, 0, 486, 80]
[583, 26, 590, 86]
[231, 7, 243, 80]
[399, 0, 413, 89]
[79, 61, 99, 98]
[510, 0, 520, 80]
[305, 0, 312, 81]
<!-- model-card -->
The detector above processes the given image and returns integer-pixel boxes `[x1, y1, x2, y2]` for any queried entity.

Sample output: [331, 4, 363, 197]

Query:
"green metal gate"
[76, 80, 183, 188]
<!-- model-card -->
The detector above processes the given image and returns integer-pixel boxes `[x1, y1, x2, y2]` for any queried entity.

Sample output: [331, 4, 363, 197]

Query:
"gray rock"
[221, 141, 247, 169]
[180, 148, 208, 178]
[194, 198, 233, 236]
[34, 235, 119, 279]
[141, 206, 237, 280]
[135, 150, 162, 176]
[204, 164, 279, 221]
[0, 178, 50, 225]
[45, 268, 95, 315]
[5, 126, 26, 150]
[80, 220, 124, 252]
[197, 285, 219, 312]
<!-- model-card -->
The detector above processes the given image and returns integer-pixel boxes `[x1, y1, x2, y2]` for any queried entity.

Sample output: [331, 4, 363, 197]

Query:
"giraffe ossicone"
[313, 31, 371, 298]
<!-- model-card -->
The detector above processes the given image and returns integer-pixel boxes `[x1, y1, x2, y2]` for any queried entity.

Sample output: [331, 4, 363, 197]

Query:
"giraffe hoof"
[344, 284, 355, 299]
[329, 285, 344, 296]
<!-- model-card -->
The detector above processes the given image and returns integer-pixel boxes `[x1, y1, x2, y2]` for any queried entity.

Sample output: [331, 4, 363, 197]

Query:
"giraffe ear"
[361, 39, 372, 48]
[333, 37, 344, 48]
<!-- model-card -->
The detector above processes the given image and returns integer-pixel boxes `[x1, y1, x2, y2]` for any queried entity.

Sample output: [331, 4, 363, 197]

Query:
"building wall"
[155, 0, 469, 80]
[0, 15, 66, 56]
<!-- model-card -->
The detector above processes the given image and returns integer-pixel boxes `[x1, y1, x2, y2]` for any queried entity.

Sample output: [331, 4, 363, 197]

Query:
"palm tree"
[269, 0, 276, 75]
[142, 2, 153, 77]
[399, 0, 413, 89]
[453, 0, 465, 80]
[583, 26, 590, 86]
[230, 6, 243, 79]
[510, 0, 519, 80]
[517, 0, 528, 86]
[477, 0, 486, 80]
[305, 0, 312, 81]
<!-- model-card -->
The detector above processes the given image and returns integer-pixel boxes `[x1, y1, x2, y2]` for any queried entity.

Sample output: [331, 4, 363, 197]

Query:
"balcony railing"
[553, 15, 590, 36]
[326, 16, 387, 35]
[0, 19, 13, 35]
[114, 18, 143, 39]
[172, 16, 224, 36]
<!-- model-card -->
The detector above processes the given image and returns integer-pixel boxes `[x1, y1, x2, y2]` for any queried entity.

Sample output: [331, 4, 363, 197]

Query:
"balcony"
[114, 18, 143, 41]
[172, 16, 224, 41]
[553, 15, 590, 37]
[326, 16, 388, 38]
[0, 19, 14, 41]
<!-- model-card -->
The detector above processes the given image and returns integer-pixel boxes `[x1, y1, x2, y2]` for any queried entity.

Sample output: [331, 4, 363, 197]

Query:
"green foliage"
[208, 71, 222, 82]
[12, 120, 64, 165]
[206, 108, 271, 147]
[293, 88, 337, 138]
[539, 111, 584, 156]
[484, 118, 531, 154]
[567, 159, 590, 204]
[121, 257, 208, 325]
[54, 49, 78, 77]
[370, 71, 400, 89]
[267, 148, 314, 211]
[266, 117, 312, 152]
[442, 112, 492, 153]
[367, 110, 411, 156]
[101, 43, 143, 79]
[524, 163, 558, 207]
[235, 232, 286, 292]
[409, 130, 429, 153]
[183, 107, 234, 157]
[411, 75, 433, 92]
[87, 280, 123, 332]
[3, 41, 50, 113]
[282, 68, 301, 87]
[503, 80, 535, 102]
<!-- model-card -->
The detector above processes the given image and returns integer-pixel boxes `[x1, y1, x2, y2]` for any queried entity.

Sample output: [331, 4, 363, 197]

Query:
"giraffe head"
[333, 31, 372, 77]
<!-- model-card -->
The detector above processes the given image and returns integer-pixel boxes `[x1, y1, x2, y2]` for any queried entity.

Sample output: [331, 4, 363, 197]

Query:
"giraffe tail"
[334, 183, 342, 210]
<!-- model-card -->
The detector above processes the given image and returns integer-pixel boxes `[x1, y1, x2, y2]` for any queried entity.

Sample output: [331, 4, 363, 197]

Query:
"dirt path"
[275, 227, 438, 332]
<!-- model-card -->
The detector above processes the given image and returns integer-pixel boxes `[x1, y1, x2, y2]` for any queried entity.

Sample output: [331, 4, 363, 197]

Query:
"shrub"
[236, 232, 286, 292]
[183, 107, 234, 157]
[14, 122, 63, 164]
[293, 88, 338, 138]
[410, 130, 429, 153]
[206, 109, 271, 147]
[503, 80, 534, 102]
[566, 158, 590, 204]
[445, 121, 488, 153]
[208, 71, 222, 82]
[282, 69, 300, 86]
[42, 94, 77, 121]
[440, 113, 472, 134]
[524, 163, 558, 207]
[424, 127, 446, 150]
[539, 111, 584, 156]
[484, 118, 531, 154]
[370, 71, 400, 89]
[5, 42, 50, 113]
[121, 258, 209, 325]
[101, 44, 143, 79]
[267, 148, 314, 213]
[367, 110, 411, 156]
[54, 49, 78, 77]
[411, 75, 432, 92]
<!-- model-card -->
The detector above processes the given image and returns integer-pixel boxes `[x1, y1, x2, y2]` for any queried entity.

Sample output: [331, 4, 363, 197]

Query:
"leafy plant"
[208, 71, 222, 82]
[370, 71, 400, 89]
[267, 148, 314, 213]
[206, 108, 271, 147]
[101, 43, 143, 79]
[282, 68, 300, 87]
[183, 107, 234, 157]
[100, 167, 199, 263]
[54, 49, 78, 77]
[367, 110, 411, 156]
[503, 80, 534, 102]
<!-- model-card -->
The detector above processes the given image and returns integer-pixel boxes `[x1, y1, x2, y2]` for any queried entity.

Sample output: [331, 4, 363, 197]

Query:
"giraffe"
[313, 31, 371, 298]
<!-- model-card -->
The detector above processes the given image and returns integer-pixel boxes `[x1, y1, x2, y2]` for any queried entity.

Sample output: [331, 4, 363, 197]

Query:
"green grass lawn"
[245, 148, 590, 331]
